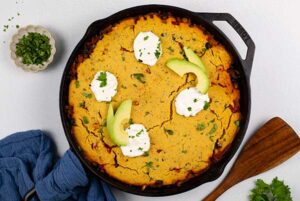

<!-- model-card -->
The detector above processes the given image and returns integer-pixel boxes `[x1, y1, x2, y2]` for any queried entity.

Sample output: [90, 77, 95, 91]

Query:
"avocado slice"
[107, 100, 132, 146]
[183, 46, 207, 73]
[166, 59, 210, 94]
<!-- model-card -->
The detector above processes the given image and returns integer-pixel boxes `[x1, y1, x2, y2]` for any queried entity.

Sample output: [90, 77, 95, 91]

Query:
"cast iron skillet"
[59, 4, 255, 196]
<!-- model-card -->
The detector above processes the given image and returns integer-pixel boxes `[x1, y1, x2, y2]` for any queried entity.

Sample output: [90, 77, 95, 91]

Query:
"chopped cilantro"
[187, 107, 192, 111]
[197, 123, 206, 131]
[128, 118, 134, 125]
[132, 73, 145, 83]
[143, 36, 149, 40]
[15, 32, 52, 65]
[79, 101, 85, 108]
[154, 49, 161, 59]
[82, 92, 92, 98]
[167, 46, 174, 52]
[136, 129, 144, 137]
[75, 80, 80, 88]
[97, 72, 107, 87]
[209, 123, 218, 135]
[145, 161, 153, 169]
[143, 151, 149, 156]
[193, 98, 198, 103]
[154, 42, 161, 59]
[182, 150, 188, 154]
[164, 128, 174, 135]
[234, 120, 240, 127]
[82, 116, 89, 124]
[138, 147, 143, 151]
[16, 25, 20, 29]
[203, 101, 210, 110]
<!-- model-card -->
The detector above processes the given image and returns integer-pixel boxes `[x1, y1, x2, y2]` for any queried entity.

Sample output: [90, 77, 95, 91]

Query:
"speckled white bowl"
[10, 25, 56, 72]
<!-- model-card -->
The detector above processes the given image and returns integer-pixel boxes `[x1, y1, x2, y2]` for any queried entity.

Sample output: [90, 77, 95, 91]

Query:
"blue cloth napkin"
[0, 130, 116, 201]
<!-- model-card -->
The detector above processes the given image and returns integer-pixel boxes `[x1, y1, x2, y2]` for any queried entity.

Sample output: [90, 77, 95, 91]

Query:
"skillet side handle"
[198, 13, 255, 79]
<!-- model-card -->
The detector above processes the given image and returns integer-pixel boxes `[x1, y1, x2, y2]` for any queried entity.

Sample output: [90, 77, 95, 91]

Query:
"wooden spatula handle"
[203, 117, 300, 201]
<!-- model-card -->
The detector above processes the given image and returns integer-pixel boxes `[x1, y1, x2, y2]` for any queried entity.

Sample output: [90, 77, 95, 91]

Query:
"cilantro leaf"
[97, 72, 107, 87]
[132, 73, 145, 83]
[249, 177, 292, 201]
[203, 101, 210, 110]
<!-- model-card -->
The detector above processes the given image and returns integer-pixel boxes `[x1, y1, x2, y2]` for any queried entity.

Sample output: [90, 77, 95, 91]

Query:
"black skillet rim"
[59, 4, 254, 196]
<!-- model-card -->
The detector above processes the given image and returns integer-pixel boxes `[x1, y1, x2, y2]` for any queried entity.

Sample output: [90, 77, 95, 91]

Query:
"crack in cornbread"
[68, 13, 241, 187]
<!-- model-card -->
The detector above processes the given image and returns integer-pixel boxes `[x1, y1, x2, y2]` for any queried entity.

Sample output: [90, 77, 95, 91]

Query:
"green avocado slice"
[166, 59, 210, 94]
[183, 46, 207, 74]
[107, 100, 132, 146]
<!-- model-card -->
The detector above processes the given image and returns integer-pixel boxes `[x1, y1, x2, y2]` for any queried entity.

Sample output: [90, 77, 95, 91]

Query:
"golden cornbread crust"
[68, 13, 241, 187]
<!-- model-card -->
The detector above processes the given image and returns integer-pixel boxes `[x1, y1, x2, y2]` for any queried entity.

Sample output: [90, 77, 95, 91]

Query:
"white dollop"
[121, 124, 150, 157]
[133, 31, 162, 66]
[90, 71, 118, 102]
[175, 87, 210, 117]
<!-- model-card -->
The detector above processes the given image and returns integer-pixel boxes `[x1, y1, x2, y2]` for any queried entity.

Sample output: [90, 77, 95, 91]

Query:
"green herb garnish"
[154, 49, 161, 59]
[15, 32, 52, 65]
[193, 98, 198, 103]
[164, 128, 174, 135]
[75, 80, 80, 88]
[209, 123, 218, 135]
[197, 123, 206, 131]
[82, 92, 92, 98]
[143, 36, 149, 40]
[203, 101, 210, 110]
[136, 129, 144, 137]
[143, 151, 149, 156]
[234, 120, 240, 127]
[79, 101, 85, 108]
[145, 161, 153, 169]
[132, 73, 145, 83]
[187, 107, 192, 111]
[97, 72, 107, 87]
[128, 118, 134, 125]
[249, 177, 292, 201]
[167, 46, 174, 53]
[154, 42, 161, 59]
[138, 147, 143, 151]
[82, 116, 89, 124]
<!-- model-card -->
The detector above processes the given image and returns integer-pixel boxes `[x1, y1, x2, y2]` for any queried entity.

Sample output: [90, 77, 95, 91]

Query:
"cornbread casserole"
[68, 13, 241, 186]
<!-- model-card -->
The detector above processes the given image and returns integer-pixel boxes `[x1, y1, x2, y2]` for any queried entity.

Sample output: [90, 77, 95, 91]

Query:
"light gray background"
[0, 0, 299, 200]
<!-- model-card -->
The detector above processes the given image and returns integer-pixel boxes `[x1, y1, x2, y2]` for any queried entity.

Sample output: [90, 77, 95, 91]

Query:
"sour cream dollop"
[90, 71, 118, 102]
[175, 87, 210, 117]
[133, 31, 162, 66]
[121, 124, 150, 157]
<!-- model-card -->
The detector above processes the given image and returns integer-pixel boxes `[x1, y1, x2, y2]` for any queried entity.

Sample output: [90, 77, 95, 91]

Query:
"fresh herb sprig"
[249, 177, 292, 201]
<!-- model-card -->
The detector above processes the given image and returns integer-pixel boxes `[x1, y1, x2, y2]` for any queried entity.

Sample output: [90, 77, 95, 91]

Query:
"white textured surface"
[0, 1, 299, 200]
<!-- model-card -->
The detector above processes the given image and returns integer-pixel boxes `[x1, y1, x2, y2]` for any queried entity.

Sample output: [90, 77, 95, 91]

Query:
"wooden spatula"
[203, 117, 300, 201]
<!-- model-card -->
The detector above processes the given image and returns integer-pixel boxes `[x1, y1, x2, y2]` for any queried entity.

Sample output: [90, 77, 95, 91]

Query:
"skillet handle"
[198, 13, 255, 79]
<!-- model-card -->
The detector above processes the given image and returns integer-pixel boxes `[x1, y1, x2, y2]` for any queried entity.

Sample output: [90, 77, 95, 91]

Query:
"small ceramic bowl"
[10, 25, 56, 72]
